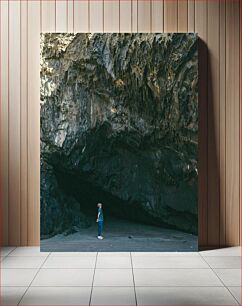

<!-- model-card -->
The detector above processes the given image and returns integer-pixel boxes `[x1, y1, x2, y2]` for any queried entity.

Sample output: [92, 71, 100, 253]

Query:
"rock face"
[40, 33, 198, 239]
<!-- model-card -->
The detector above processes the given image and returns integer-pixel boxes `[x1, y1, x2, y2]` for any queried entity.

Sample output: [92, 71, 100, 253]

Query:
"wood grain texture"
[0, 0, 241, 247]
[240, 0, 242, 248]
[67, 0, 74, 32]
[207, 0, 220, 246]
[138, 0, 151, 33]
[90, 0, 103, 33]
[132, 0, 138, 33]
[188, 0, 195, 33]
[56, 0, 67, 32]
[120, 0, 132, 33]
[219, 0, 226, 247]
[20, 0, 28, 246]
[178, 0, 188, 32]
[27, 1, 40, 246]
[8, 0, 21, 246]
[195, 0, 208, 247]
[0, 0, 9, 246]
[104, 0, 119, 32]
[225, 0, 240, 246]
[41, 0, 56, 32]
[74, 0, 88, 33]
[164, 0, 178, 32]
[151, 0, 164, 33]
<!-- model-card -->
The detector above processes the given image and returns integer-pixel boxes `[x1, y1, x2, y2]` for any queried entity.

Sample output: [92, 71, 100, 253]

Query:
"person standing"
[96, 203, 104, 240]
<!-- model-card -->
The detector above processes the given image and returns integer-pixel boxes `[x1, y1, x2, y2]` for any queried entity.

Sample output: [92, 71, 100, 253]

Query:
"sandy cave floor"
[41, 217, 197, 252]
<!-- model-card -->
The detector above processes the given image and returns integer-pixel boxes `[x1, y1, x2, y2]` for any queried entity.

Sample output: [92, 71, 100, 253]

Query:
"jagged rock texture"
[40, 33, 198, 238]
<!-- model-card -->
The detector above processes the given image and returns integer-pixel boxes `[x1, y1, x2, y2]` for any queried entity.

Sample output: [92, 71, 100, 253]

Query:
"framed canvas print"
[40, 33, 198, 252]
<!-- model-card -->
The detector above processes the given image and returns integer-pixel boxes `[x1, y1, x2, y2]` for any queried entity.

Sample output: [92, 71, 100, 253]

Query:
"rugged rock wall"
[40, 33, 198, 238]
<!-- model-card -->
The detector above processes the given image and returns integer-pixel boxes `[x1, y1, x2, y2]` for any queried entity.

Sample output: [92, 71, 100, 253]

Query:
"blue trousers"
[98, 221, 103, 236]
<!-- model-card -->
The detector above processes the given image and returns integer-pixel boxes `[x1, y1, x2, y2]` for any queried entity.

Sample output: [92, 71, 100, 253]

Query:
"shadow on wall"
[198, 38, 220, 249]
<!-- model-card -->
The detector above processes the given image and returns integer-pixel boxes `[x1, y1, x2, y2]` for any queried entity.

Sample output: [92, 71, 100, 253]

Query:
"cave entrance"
[54, 168, 149, 227]
[41, 167, 198, 252]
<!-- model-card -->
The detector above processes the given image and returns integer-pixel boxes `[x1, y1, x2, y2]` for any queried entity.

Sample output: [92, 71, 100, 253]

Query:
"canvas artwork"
[40, 33, 198, 252]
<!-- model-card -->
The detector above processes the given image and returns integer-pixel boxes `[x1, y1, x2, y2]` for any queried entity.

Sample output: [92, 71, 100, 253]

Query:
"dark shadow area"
[54, 167, 191, 233]
[198, 38, 220, 250]
[198, 38, 208, 248]
[207, 44, 220, 247]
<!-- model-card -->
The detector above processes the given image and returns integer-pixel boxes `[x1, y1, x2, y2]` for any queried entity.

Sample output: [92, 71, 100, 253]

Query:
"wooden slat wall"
[27, 1, 40, 245]
[8, 0, 21, 246]
[138, 1, 151, 32]
[225, 0, 240, 246]
[219, 0, 226, 248]
[240, 0, 242, 248]
[120, 1, 132, 33]
[151, 0, 163, 33]
[195, 0, 208, 247]
[90, 1, 103, 33]
[74, 0, 88, 33]
[104, 1, 119, 32]
[132, 0, 138, 33]
[0, 0, 240, 248]
[56, 0, 67, 32]
[178, 0, 188, 32]
[67, 0, 74, 33]
[0, 0, 9, 246]
[20, 0, 28, 246]
[207, 0, 220, 247]
[164, 0, 178, 32]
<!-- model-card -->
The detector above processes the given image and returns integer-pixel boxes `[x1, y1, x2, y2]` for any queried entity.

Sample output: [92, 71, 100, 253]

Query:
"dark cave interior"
[54, 167, 169, 229]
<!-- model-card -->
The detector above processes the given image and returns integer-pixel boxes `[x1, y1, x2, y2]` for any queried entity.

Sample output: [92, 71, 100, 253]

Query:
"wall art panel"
[40, 33, 198, 252]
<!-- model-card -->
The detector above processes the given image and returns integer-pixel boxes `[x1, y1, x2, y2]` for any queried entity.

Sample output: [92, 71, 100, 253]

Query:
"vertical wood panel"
[56, 0, 67, 32]
[20, 0, 28, 246]
[225, 0, 240, 246]
[27, 1, 40, 246]
[104, 0, 119, 32]
[138, 0, 151, 33]
[9, 0, 21, 246]
[0, 0, 241, 247]
[219, 0, 226, 247]
[240, 0, 242, 248]
[164, 0, 178, 32]
[195, 0, 208, 247]
[120, 0, 132, 33]
[151, 0, 164, 33]
[188, 0, 195, 32]
[74, 0, 89, 33]
[41, 0, 56, 32]
[90, 0, 103, 33]
[0, 0, 9, 245]
[67, 0, 74, 32]
[132, 0, 138, 33]
[207, 0, 220, 246]
[178, 0, 188, 32]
